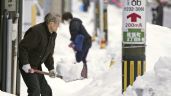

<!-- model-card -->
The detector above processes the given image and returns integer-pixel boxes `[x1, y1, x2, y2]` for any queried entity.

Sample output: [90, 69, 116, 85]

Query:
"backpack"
[74, 34, 85, 51]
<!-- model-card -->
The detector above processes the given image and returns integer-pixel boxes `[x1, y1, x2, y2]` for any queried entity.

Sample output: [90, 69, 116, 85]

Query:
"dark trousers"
[76, 46, 90, 78]
[19, 66, 52, 96]
[76, 46, 90, 64]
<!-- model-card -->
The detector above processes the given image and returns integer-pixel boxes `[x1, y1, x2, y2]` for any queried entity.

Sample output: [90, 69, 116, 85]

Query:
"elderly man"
[18, 12, 60, 96]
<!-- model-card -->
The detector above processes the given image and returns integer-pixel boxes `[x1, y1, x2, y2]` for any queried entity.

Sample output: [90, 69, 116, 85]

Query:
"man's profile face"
[49, 22, 59, 32]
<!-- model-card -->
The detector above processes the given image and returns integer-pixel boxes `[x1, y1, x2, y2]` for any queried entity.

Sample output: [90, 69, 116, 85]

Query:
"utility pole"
[44, 0, 71, 16]
[51, 0, 63, 15]
[100, 0, 108, 48]
[64, 0, 72, 12]
[99, 0, 108, 49]
[92, 0, 100, 41]
[0, 0, 3, 91]
[122, 0, 146, 92]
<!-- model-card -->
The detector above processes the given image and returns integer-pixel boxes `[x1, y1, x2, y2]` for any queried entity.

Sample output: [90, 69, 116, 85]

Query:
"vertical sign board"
[122, 0, 146, 92]
[123, 0, 146, 44]
[5, 0, 16, 11]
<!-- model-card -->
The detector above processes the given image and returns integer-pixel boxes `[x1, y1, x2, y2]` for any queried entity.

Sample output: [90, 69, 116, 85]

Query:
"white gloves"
[22, 65, 61, 78]
[22, 64, 34, 73]
[49, 69, 56, 78]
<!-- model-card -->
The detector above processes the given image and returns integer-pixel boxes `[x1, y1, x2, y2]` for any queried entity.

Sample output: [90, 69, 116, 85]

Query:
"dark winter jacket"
[69, 18, 92, 49]
[83, 0, 90, 6]
[18, 22, 57, 71]
[156, 4, 163, 26]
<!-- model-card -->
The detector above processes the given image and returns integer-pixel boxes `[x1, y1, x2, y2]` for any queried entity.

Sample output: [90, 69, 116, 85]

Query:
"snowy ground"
[1, 0, 171, 96]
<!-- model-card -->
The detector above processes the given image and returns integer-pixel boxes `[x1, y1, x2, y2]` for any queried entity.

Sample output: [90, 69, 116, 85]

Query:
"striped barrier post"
[122, 55, 145, 92]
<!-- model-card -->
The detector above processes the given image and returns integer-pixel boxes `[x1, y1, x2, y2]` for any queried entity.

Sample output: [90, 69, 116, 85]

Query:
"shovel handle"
[33, 69, 50, 75]
[33, 69, 63, 79]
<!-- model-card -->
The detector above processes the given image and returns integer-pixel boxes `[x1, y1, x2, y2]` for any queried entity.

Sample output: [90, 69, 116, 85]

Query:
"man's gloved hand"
[49, 69, 56, 78]
[22, 64, 34, 73]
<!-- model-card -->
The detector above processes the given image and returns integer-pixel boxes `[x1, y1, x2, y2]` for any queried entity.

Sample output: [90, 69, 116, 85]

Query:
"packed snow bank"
[124, 56, 171, 96]
[70, 63, 122, 96]
[0, 90, 16, 96]
[146, 24, 171, 71]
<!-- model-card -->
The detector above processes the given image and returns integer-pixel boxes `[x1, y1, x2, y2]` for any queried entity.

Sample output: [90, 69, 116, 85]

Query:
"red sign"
[127, 13, 141, 22]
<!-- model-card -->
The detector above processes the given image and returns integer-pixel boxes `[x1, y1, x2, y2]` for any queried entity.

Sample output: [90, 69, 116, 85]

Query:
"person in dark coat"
[18, 12, 60, 96]
[62, 12, 92, 78]
[152, 0, 164, 26]
[82, 0, 90, 12]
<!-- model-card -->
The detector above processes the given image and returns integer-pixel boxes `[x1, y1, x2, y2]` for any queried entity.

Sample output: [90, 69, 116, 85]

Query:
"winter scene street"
[1, 0, 171, 96]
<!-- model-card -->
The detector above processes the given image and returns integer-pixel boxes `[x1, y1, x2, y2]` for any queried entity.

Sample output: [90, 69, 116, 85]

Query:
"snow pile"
[0, 90, 16, 96]
[70, 63, 122, 96]
[154, 57, 171, 81]
[124, 56, 171, 96]
[146, 24, 171, 71]
[56, 60, 83, 82]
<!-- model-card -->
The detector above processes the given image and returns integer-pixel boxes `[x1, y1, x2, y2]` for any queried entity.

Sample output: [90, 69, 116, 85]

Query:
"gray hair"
[44, 12, 61, 24]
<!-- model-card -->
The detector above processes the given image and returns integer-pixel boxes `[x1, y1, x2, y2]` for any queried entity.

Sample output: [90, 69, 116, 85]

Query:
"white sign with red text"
[123, 0, 146, 44]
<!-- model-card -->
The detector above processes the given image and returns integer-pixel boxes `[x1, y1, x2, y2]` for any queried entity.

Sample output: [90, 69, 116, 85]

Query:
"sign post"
[5, 0, 16, 11]
[122, 0, 146, 92]
[92, 0, 100, 41]
[100, 0, 108, 48]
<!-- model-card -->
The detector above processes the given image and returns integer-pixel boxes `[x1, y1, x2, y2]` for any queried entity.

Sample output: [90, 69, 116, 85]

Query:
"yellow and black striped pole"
[122, 0, 146, 92]
[92, 0, 100, 41]
[122, 50, 146, 92]
[100, 0, 108, 49]
[101, 0, 108, 48]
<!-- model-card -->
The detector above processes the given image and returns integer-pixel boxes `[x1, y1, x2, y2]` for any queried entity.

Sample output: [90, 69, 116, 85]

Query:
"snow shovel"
[33, 69, 85, 82]
[33, 69, 63, 79]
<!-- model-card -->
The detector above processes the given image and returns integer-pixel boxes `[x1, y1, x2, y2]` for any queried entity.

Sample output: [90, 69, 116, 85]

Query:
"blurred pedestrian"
[82, 0, 90, 12]
[152, 0, 164, 26]
[62, 12, 92, 78]
[18, 12, 60, 96]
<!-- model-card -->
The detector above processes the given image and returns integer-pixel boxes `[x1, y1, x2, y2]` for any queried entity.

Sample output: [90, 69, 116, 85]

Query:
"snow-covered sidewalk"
[2, 0, 171, 96]
[0, 90, 16, 96]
